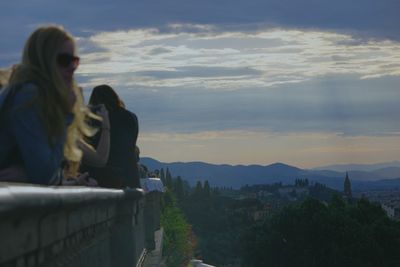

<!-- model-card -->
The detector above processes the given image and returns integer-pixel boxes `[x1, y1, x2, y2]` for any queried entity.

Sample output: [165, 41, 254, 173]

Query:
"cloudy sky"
[1, 0, 400, 168]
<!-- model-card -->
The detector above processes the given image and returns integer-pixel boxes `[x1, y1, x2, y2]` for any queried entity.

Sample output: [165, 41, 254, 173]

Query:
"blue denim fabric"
[0, 83, 72, 185]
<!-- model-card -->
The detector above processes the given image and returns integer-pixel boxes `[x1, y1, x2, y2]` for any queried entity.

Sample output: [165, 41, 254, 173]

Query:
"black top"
[83, 106, 139, 188]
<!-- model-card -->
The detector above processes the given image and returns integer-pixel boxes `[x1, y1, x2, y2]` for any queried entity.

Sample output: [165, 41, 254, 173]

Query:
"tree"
[139, 164, 148, 178]
[160, 168, 165, 184]
[180, 185, 244, 266]
[161, 190, 194, 266]
[194, 181, 203, 196]
[213, 187, 220, 195]
[203, 180, 211, 197]
[289, 189, 298, 198]
[175, 176, 184, 199]
[330, 193, 346, 209]
[166, 168, 173, 189]
[295, 178, 309, 187]
[240, 198, 400, 267]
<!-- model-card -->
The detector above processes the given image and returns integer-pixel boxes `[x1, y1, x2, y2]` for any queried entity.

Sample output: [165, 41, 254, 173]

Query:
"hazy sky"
[1, 0, 400, 168]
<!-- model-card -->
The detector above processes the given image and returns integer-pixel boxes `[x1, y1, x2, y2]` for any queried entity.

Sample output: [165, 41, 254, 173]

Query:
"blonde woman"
[0, 25, 91, 184]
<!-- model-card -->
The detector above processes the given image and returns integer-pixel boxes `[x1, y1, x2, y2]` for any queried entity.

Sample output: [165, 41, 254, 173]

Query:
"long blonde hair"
[0, 67, 13, 89]
[9, 25, 91, 176]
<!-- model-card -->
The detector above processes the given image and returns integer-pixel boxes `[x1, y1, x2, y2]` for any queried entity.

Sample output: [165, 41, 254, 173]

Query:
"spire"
[344, 172, 352, 199]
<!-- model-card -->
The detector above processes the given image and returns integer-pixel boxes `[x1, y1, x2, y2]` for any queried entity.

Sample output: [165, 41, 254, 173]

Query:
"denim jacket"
[0, 83, 71, 185]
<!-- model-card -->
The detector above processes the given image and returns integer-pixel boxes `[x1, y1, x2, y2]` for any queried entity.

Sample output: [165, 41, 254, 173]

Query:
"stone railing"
[0, 182, 163, 267]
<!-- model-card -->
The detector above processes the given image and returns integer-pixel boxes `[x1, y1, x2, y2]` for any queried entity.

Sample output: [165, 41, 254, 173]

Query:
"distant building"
[252, 209, 268, 221]
[344, 172, 352, 200]
[278, 186, 309, 200]
[381, 202, 400, 220]
[140, 178, 165, 193]
[355, 190, 400, 220]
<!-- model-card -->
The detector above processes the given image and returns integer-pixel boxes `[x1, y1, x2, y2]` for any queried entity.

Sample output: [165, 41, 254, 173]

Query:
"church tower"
[344, 172, 352, 199]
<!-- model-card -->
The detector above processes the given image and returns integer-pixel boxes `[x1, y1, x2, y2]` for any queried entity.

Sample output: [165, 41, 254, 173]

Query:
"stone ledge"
[0, 183, 144, 215]
[0, 183, 148, 267]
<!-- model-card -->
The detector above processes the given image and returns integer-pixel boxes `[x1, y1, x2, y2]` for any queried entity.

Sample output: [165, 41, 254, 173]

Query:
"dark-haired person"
[0, 25, 91, 184]
[81, 84, 140, 188]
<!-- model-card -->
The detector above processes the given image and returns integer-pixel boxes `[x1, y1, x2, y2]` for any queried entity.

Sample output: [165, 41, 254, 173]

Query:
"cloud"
[2, 1, 399, 166]
[91, 73, 400, 139]
[2, 16, 399, 138]
[67, 26, 400, 139]
[134, 66, 262, 79]
[75, 27, 400, 90]
[147, 47, 173, 55]
[76, 38, 109, 54]
[1, 0, 399, 68]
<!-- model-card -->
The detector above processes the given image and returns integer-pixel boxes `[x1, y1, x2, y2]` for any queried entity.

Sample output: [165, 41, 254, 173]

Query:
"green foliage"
[203, 180, 210, 196]
[309, 182, 337, 202]
[139, 164, 148, 178]
[166, 168, 173, 189]
[241, 183, 282, 194]
[173, 177, 400, 267]
[295, 178, 309, 187]
[160, 168, 165, 184]
[161, 190, 194, 267]
[174, 176, 185, 200]
[180, 188, 254, 266]
[194, 181, 203, 196]
[241, 197, 400, 267]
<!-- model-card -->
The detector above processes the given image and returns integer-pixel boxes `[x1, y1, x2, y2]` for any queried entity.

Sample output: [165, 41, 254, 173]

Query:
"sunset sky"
[1, 0, 400, 168]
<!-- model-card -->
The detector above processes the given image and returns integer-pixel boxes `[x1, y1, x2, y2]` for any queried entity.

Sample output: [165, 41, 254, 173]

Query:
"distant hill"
[141, 157, 304, 188]
[313, 161, 400, 172]
[140, 157, 400, 191]
[371, 167, 400, 179]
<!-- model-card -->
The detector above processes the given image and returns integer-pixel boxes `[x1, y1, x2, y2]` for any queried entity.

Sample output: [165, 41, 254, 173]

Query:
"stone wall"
[0, 183, 163, 267]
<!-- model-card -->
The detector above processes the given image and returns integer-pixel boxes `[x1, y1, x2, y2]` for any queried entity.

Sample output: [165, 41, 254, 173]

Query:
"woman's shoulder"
[113, 107, 137, 120]
[0, 83, 38, 115]
[126, 109, 138, 120]
[0, 82, 37, 110]
[11, 82, 39, 107]
[14, 82, 39, 98]
[123, 109, 138, 124]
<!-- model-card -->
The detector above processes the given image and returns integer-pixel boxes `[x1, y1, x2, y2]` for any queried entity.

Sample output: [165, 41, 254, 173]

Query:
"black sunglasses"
[57, 53, 80, 68]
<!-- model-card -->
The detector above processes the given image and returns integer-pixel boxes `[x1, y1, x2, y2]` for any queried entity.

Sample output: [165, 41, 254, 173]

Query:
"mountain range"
[313, 161, 400, 172]
[140, 157, 400, 191]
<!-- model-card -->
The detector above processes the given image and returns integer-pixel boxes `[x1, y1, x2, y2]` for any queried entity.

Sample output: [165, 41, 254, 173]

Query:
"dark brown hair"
[89, 84, 124, 111]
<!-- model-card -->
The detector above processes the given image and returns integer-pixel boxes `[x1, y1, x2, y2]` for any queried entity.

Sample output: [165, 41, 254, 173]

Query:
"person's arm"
[130, 111, 139, 145]
[80, 105, 110, 167]
[130, 111, 140, 188]
[11, 85, 64, 185]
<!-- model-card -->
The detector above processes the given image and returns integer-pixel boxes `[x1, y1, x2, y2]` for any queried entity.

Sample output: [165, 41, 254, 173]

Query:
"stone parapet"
[0, 183, 162, 267]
